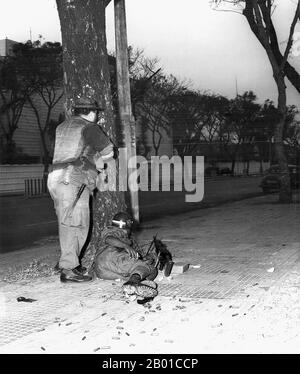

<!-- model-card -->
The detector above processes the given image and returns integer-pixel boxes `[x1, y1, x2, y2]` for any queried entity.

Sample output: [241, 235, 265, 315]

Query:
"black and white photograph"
[0, 0, 300, 360]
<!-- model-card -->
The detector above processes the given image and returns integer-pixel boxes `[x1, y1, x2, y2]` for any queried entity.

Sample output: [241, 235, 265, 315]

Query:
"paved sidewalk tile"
[0, 193, 300, 353]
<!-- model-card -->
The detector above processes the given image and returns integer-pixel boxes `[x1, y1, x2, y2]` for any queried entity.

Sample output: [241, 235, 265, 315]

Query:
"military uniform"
[48, 115, 113, 271]
[93, 226, 157, 281]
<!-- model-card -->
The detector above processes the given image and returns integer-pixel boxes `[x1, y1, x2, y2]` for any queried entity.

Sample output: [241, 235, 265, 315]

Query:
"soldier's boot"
[123, 274, 158, 299]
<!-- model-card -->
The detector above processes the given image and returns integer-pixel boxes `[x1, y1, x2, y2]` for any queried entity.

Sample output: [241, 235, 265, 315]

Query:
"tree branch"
[281, 0, 300, 70]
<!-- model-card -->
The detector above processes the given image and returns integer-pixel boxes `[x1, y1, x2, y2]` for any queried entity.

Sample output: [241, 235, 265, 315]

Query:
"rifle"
[62, 183, 86, 224]
[147, 235, 174, 277]
[145, 233, 157, 257]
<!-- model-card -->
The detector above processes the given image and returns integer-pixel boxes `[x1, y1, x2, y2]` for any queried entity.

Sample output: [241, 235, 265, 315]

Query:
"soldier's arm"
[105, 236, 139, 259]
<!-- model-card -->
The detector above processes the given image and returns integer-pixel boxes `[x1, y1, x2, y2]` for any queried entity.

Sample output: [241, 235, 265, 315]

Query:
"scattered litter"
[116, 326, 124, 330]
[82, 336, 86, 341]
[232, 313, 239, 317]
[267, 267, 275, 273]
[127, 295, 137, 302]
[153, 328, 157, 331]
[126, 332, 130, 336]
[129, 343, 135, 347]
[218, 305, 223, 307]
[252, 283, 259, 287]
[260, 286, 270, 291]
[41, 346, 46, 351]
[66, 322, 72, 326]
[37, 328, 45, 332]
[137, 297, 153, 305]
[139, 317, 145, 321]
[212, 323, 222, 328]
[246, 295, 250, 298]
[84, 330, 89, 333]
[17, 296, 37, 303]
[114, 279, 121, 282]
[112, 336, 120, 340]
[173, 305, 186, 310]
[93, 347, 100, 352]
[190, 264, 201, 269]
[101, 313, 107, 317]
[119, 320, 124, 323]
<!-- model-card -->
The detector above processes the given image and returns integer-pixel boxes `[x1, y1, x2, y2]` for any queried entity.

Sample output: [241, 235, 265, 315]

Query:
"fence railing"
[24, 177, 48, 198]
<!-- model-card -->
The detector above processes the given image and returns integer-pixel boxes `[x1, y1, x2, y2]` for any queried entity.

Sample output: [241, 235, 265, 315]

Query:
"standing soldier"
[47, 96, 114, 283]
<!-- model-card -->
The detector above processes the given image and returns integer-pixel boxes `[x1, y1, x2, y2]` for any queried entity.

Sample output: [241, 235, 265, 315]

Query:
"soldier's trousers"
[48, 170, 91, 270]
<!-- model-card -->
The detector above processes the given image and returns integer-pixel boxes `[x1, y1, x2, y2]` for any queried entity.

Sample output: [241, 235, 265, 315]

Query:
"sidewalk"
[0, 192, 300, 354]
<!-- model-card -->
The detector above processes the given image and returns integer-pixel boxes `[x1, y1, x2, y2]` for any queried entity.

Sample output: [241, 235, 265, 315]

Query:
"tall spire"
[235, 76, 238, 97]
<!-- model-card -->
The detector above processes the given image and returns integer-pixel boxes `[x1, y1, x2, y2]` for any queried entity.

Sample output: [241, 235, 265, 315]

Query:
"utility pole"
[114, 0, 139, 222]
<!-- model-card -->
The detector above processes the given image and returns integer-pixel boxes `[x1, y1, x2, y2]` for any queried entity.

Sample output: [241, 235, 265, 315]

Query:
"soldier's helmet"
[111, 212, 134, 230]
[73, 96, 103, 111]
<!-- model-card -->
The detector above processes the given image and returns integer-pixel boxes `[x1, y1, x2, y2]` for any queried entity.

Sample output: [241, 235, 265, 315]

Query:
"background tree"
[283, 105, 300, 161]
[213, 0, 300, 202]
[56, 0, 125, 266]
[0, 55, 28, 163]
[12, 39, 64, 175]
[137, 74, 185, 155]
[223, 91, 261, 174]
[170, 90, 207, 157]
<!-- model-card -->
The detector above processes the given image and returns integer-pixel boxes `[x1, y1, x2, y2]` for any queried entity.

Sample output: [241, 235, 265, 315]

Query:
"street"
[0, 175, 262, 253]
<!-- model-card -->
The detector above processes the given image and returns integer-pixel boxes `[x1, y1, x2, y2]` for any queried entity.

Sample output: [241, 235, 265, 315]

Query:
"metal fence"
[24, 177, 48, 198]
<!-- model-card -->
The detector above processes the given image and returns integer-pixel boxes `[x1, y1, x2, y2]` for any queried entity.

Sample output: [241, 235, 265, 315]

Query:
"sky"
[0, 0, 299, 107]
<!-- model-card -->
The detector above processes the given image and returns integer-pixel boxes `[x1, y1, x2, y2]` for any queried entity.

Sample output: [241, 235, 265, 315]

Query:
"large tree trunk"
[274, 74, 292, 203]
[243, 0, 292, 203]
[56, 0, 126, 266]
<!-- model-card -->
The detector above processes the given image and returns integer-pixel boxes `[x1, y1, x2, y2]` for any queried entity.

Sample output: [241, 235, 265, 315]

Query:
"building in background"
[0, 38, 17, 58]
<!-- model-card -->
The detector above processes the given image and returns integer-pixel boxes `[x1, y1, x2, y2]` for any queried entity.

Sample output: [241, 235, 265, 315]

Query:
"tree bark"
[273, 73, 292, 203]
[243, 0, 292, 202]
[56, 0, 126, 266]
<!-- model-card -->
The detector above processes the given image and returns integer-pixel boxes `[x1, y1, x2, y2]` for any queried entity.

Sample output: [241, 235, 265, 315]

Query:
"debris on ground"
[267, 267, 275, 273]
[171, 262, 190, 274]
[17, 296, 37, 303]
